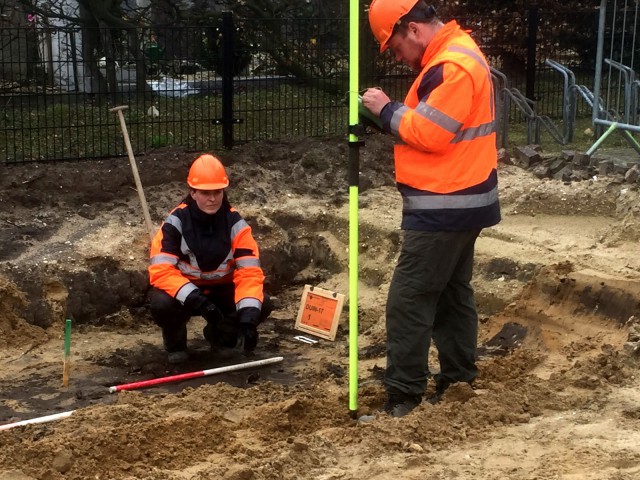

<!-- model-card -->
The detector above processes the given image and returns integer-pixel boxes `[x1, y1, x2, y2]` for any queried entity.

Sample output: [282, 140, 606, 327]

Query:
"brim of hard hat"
[379, 42, 390, 53]
[188, 181, 229, 190]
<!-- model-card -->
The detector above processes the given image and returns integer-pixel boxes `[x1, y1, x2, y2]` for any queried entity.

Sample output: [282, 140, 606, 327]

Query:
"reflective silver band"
[403, 186, 498, 210]
[176, 282, 199, 304]
[237, 298, 262, 310]
[415, 102, 462, 133]
[176, 249, 233, 280]
[150, 254, 178, 266]
[390, 105, 410, 135]
[448, 45, 487, 71]
[236, 257, 261, 268]
[451, 120, 496, 143]
[164, 214, 183, 233]
[230, 219, 249, 241]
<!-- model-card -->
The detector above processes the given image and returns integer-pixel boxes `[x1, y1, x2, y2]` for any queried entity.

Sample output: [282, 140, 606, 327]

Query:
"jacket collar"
[188, 199, 221, 224]
[421, 20, 462, 68]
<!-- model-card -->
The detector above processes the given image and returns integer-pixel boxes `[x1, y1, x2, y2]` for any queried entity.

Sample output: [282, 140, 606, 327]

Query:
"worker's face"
[387, 22, 426, 72]
[191, 188, 224, 214]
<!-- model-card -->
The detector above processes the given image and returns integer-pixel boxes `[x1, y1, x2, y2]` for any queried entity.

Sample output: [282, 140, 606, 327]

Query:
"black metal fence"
[0, 9, 599, 164]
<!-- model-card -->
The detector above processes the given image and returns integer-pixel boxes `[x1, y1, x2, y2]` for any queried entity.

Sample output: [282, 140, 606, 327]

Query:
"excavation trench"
[1, 206, 638, 426]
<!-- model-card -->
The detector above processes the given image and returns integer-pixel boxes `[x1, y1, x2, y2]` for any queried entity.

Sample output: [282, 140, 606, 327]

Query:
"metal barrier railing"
[545, 59, 576, 144]
[590, 0, 640, 155]
[493, 66, 566, 147]
[604, 58, 638, 124]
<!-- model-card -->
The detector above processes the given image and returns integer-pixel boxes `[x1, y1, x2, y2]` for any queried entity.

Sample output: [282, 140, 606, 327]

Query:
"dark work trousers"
[149, 284, 273, 352]
[385, 229, 481, 397]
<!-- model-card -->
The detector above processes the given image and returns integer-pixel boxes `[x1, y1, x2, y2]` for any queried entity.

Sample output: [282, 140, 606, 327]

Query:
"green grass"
[1, 85, 637, 162]
[0, 85, 347, 163]
[507, 116, 636, 154]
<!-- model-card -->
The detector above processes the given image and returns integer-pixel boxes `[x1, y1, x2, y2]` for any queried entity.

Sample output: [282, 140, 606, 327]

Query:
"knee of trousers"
[149, 288, 188, 328]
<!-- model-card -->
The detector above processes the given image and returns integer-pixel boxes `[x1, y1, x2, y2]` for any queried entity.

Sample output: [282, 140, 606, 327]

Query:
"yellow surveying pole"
[347, 0, 362, 418]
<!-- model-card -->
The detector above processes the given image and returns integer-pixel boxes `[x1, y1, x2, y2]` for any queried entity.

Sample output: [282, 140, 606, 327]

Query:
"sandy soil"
[0, 134, 639, 480]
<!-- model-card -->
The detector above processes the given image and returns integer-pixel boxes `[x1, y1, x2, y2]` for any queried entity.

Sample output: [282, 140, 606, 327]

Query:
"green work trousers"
[385, 229, 481, 397]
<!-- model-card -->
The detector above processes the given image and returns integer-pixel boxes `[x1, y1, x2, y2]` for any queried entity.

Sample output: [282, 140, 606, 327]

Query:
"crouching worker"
[148, 153, 273, 363]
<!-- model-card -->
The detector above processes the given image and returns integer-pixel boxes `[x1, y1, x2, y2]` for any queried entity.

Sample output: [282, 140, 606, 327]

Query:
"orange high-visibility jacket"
[149, 198, 264, 311]
[379, 21, 501, 231]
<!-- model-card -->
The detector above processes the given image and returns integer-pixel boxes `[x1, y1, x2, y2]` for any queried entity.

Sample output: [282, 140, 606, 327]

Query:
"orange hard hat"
[187, 154, 229, 190]
[368, 0, 431, 52]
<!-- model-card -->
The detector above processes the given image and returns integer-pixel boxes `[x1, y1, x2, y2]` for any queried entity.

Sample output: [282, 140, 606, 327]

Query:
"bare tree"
[216, 0, 351, 93]
[6, 0, 183, 99]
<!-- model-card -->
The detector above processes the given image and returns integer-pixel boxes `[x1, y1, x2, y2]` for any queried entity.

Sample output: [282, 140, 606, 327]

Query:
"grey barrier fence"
[589, 0, 640, 155]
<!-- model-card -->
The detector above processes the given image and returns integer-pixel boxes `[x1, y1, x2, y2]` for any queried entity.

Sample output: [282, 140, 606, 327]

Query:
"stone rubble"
[503, 145, 640, 186]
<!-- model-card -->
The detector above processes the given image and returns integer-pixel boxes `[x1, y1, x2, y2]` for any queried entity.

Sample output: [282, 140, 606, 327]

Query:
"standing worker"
[148, 154, 273, 363]
[362, 0, 501, 417]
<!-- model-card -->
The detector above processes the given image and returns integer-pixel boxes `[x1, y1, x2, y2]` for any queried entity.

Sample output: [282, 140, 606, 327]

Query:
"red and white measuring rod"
[108, 356, 284, 393]
[0, 357, 284, 432]
[0, 410, 75, 432]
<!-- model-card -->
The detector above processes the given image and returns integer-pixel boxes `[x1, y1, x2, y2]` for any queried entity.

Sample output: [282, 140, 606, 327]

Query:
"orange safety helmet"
[368, 0, 433, 52]
[187, 154, 229, 190]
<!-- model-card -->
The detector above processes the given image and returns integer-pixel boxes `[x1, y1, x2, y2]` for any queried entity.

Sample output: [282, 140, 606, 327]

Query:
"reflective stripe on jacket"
[149, 200, 264, 311]
[380, 20, 501, 231]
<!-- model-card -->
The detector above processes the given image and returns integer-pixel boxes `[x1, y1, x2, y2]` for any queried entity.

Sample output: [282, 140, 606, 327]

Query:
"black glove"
[200, 301, 224, 324]
[238, 306, 261, 325]
[239, 323, 258, 353]
[184, 290, 223, 324]
[238, 307, 261, 353]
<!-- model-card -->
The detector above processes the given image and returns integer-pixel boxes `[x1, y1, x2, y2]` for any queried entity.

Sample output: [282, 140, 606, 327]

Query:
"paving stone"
[553, 166, 573, 182]
[550, 158, 567, 174]
[532, 164, 551, 179]
[515, 145, 542, 168]
[598, 160, 614, 175]
[561, 150, 575, 161]
[497, 148, 513, 165]
[624, 164, 640, 183]
[613, 161, 632, 174]
[570, 169, 592, 182]
[572, 152, 591, 167]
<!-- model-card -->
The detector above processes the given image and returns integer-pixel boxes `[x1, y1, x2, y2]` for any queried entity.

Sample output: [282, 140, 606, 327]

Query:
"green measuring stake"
[62, 319, 72, 387]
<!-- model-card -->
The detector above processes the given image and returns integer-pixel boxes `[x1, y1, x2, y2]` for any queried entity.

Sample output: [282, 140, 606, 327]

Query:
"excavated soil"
[1, 134, 640, 480]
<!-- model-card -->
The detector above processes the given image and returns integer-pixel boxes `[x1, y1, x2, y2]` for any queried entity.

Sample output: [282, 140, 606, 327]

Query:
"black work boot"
[426, 377, 451, 404]
[162, 324, 189, 364]
[383, 393, 422, 418]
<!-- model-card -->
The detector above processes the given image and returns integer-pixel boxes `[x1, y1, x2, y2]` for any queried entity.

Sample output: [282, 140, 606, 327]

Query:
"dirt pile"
[0, 276, 45, 349]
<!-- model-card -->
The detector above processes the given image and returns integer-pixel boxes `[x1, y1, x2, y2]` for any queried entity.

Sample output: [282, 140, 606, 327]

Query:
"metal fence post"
[526, 5, 539, 101]
[221, 11, 235, 149]
[69, 29, 79, 92]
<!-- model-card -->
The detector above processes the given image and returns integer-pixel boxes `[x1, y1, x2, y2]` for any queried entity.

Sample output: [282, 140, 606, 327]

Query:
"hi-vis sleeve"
[230, 222, 265, 310]
[397, 64, 475, 152]
[148, 211, 195, 304]
[382, 60, 480, 154]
